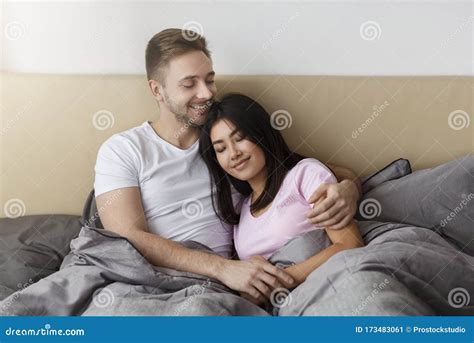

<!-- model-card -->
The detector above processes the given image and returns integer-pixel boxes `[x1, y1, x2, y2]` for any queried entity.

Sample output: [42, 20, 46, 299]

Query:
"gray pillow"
[361, 158, 412, 194]
[0, 214, 82, 298]
[357, 154, 474, 256]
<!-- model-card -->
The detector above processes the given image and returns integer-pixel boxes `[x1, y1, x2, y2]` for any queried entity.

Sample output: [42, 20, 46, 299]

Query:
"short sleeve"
[94, 135, 140, 196]
[294, 159, 338, 201]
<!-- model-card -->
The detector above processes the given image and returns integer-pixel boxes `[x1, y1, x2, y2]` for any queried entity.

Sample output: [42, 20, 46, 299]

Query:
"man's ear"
[148, 79, 165, 102]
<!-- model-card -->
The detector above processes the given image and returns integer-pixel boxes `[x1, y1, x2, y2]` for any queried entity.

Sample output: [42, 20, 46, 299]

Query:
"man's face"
[158, 50, 217, 127]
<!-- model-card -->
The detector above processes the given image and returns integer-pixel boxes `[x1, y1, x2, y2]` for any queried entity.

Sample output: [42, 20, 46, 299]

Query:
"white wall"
[1, 0, 473, 75]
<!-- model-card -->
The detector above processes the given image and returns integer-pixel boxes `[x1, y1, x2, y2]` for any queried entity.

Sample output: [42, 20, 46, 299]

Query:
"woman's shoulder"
[288, 158, 338, 195]
[290, 158, 334, 177]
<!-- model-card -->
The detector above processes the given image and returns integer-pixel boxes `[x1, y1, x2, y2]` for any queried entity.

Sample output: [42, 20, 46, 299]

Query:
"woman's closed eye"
[215, 146, 226, 154]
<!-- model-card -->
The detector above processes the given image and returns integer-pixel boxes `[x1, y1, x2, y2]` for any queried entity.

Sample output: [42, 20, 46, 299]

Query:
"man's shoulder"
[100, 122, 149, 149]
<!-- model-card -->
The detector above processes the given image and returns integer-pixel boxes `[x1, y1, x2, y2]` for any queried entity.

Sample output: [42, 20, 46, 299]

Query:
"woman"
[199, 93, 364, 304]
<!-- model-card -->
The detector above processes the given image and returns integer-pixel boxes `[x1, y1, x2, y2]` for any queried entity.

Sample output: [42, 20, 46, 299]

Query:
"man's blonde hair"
[145, 28, 211, 82]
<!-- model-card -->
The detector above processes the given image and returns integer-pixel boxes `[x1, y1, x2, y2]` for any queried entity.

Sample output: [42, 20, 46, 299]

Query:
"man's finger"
[262, 263, 294, 285]
[307, 197, 337, 221]
[259, 273, 283, 290]
[316, 211, 349, 228]
[308, 184, 328, 203]
[253, 279, 271, 298]
[326, 214, 353, 230]
[307, 203, 340, 223]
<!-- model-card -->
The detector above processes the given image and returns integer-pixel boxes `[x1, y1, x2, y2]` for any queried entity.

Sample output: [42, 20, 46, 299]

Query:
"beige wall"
[1, 73, 472, 217]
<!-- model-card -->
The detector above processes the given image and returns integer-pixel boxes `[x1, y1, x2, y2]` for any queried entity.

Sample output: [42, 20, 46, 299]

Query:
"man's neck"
[150, 115, 200, 150]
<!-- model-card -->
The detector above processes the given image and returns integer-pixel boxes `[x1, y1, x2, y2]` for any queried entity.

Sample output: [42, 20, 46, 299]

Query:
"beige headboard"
[1, 73, 472, 217]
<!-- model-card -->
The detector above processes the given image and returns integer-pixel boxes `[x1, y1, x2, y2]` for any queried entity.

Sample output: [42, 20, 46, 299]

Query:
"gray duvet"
[1, 220, 472, 316]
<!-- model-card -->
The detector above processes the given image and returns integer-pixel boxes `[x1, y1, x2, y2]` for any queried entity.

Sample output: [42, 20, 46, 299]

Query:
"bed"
[1, 73, 472, 315]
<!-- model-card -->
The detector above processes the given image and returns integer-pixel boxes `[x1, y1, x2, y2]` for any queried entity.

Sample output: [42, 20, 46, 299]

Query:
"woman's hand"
[306, 179, 359, 229]
[216, 255, 294, 303]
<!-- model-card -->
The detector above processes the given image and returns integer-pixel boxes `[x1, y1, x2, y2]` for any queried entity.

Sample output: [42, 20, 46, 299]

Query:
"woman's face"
[210, 119, 266, 182]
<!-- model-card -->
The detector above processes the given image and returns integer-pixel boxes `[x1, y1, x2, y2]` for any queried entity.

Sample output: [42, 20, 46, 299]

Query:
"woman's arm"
[283, 220, 364, 285]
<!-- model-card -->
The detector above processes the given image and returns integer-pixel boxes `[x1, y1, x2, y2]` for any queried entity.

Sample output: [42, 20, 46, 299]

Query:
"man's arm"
[306, 164, 362, 229]
[96, 187, 294, 300]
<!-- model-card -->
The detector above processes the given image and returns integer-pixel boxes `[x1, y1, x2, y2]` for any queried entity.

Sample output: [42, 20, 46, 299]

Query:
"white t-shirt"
[94, 121, 233, 258]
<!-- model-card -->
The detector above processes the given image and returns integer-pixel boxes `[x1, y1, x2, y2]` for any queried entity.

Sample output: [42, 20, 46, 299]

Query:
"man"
[95, 28, 361, 305]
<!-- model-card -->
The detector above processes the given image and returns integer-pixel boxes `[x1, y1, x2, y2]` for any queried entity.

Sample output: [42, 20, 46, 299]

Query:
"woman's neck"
[248, 168, 268, 203]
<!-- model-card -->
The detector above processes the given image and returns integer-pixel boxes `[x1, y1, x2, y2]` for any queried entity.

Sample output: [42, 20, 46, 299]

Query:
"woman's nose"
[230, 147, 242, 160]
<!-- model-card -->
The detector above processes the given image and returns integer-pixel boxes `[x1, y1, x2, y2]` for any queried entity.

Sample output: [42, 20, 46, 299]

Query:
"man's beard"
[163, 92, 212, 128]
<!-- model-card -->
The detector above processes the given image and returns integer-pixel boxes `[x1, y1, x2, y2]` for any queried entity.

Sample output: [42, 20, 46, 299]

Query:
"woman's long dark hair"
[199, 93, 304, 225]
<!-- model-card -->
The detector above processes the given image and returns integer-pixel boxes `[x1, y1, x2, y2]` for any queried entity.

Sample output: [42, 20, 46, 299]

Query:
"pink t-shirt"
[234, 158, 337, 260]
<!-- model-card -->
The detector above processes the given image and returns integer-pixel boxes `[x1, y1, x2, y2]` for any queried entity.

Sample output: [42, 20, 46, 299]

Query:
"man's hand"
[306, 179, 359, 229]
[216, 256, 294, 303]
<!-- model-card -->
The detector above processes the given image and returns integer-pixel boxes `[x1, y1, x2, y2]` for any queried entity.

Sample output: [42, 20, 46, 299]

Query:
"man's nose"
[196, 81, 213, 100]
